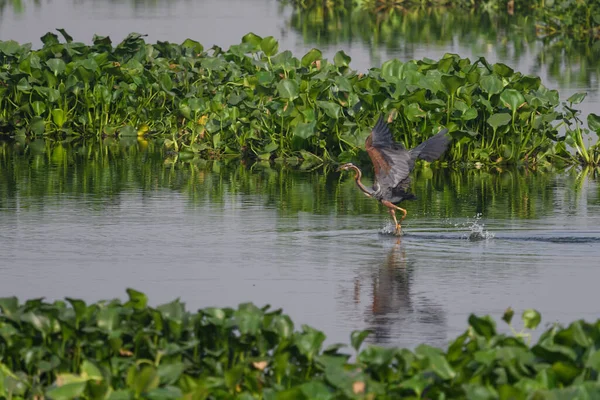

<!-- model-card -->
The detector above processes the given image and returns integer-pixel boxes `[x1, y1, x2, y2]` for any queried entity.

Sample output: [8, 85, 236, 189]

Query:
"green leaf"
[242, 32, 262, 48]
[81, 360, 103, 381]
[277, 79, 299, 100]
[301, 48, 322, 67]
[157, 363, 185, 385]
[480, 74, 504, 95]
[125, 288, 147, 310]
[468, 314, 497, 339]
[415, 344, 456, 380]
[381, 59, 404, 83]
[134, 366, 159, 396]
[56, 28, 74, 43]
[181, 38, 203, 54]
[31, 101, 46, 116]
[502, 307, 514, 325]
[522, 309, 541, 329]
[350, 329, 371, 352]
[487, 113, 512, 131]
[234, 303, 263, 336]
[260, 36, 279, 57]
[0, 297, 19, 317]
[46, 381, 87, 400]
[17, 77, 32, 92]
[46, 58, 66, 76]
[441, 74, 466, 95]
[492, 63, 514, 77]
[30, 116, 46, 135]
[587, 113, 600, 133]
[294, 121, 316, 139]
[333, 50, 351, 68]
[567, 92, 586, 105]
[316, 101, 342, 119]
[51, 109, 66, 129]
[500, 89, 526, 111]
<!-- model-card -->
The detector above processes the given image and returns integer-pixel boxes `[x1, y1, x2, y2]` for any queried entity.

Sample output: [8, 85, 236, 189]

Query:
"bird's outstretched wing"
[409, 128, 451, 162]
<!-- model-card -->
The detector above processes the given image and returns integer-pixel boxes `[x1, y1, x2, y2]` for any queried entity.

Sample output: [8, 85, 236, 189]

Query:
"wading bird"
[338, 115, 451, 236]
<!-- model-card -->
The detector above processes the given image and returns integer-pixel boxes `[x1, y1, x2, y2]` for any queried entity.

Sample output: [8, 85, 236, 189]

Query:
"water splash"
[458, 213, 495, 241]
[379, 222, 403, 236]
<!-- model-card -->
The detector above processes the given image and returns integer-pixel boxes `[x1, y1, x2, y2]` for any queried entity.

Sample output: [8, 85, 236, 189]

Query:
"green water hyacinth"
[0, 30, 599, 165]
[1, 290, 600, 398]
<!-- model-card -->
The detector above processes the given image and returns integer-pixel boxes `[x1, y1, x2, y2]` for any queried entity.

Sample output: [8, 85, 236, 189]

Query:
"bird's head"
[336, 163, 356, 172]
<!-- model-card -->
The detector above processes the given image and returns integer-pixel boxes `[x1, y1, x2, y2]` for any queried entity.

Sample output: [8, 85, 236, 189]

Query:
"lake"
[1, 0, 600, 349]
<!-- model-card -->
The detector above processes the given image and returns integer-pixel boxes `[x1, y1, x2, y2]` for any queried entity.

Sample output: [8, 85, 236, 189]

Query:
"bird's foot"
[394, 225, 402, 236]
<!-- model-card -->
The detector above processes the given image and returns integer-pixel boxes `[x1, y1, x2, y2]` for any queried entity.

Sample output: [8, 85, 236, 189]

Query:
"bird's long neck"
[349, 165, 374, 197]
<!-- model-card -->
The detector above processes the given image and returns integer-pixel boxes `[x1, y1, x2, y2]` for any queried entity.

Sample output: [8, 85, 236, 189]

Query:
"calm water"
[1, 144, 600, 348]
[1, 0, 600, 348]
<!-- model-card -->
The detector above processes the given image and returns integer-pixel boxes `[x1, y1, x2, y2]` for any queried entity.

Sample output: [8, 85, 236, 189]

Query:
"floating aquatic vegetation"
[1, 290, 600, 398]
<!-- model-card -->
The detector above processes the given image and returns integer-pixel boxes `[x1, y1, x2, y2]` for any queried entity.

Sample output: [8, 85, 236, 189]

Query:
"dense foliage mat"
[0, 31, 599, 165]
[1, 289, 600, 399]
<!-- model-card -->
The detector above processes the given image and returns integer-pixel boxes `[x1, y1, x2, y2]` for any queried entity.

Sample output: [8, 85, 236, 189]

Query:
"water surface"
[1, 144, 599, 348]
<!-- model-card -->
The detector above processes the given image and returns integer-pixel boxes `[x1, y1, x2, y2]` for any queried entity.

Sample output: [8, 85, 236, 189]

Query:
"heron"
[338, 115, 451, 236]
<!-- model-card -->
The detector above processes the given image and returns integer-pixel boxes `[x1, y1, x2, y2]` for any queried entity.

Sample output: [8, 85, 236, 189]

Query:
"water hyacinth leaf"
[294, 121, 316, 139]
[522, 309, 541, 329]
[334, 76, 352, 93]
[147, 387, 184, 400]
[358, 345, 395, 367]
[133, 366, 160, 396]
[234, 303, 263, 336]
[46, 380, 87, 400]
[40, 32, 60, 46]
[350, 329, 371, 352]
[299, 381, 333, 399]
[381, 59, 404, 83]
[588, 113, 600, 133]
[405, 103, 426, 122]
[480, 75, 504, 95]
[241, 32, 262, 48]
[17, 77, 32, 92]
[468, 314, 496, 339]
[333, 50, 351, 68]
[157, 363, 185, 385]
[502, 307, 515, 324]
[0, 40, 20, 55]
[492, 63, 514, 77]
[260, 36, 278, 57]
[52, 108, 65, 129]
[295, 327, 326, 359]
[181, 38, 203, 54]
[301, 48, 322, 67]
[97, 307, 119, 332]
[125, 288, 147, 310]
[317, 101, 342, 119]
[567, 92, 587, 105]
[487, 113, 512, 130]
[31, 101, 46, 116]
[30, 116, 46, 136]
[277, 79, 299, 99]
[46, 58, 66, 76]
[441, 74, 466, 94]
[81, 360, 103, 381]
[0, 297, 19, 317]
[500, 89, 526, 111]
[415, 344, 456, 380]
[56, 28, 74, 43]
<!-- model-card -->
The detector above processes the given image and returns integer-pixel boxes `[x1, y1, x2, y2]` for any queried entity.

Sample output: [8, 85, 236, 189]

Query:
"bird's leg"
[382, 200, 407, 236]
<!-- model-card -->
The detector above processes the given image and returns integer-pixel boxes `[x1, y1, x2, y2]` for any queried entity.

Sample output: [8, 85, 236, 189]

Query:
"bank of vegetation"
[0, 289, 599, 398]
[0, 31, 599, 166]
[283, 0, 600, 40]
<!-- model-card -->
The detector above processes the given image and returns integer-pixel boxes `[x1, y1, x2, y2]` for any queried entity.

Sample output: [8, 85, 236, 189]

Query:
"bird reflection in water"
[354, 239, 447, 347]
